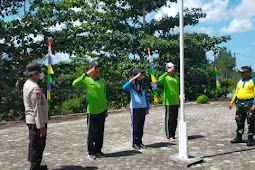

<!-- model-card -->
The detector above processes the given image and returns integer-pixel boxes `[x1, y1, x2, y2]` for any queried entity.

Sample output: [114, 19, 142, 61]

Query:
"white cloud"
[234, 0, 255, 18]
[48, 23, 66, 32]
[72, 20, 82, 27]
[29, 34, 44, 42]
[71, 7, 82, 12]
[187, 26, 214, 35]
[53, 53, 71, 63]
[221, 0, 255, 33]
[220, 18, 254, 33]
[154, 0, 203, 21]
[200, 0, 229, 22]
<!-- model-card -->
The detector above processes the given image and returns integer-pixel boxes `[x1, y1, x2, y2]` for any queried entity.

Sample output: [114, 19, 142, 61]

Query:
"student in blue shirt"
[122, 69, 150, 149]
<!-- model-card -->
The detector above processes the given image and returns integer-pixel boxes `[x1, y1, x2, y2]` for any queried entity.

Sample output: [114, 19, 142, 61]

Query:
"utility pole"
[234, 53, 236, 86]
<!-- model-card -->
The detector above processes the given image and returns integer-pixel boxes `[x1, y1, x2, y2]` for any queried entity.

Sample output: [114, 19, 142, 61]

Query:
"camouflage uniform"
[235, 99, 255, 135]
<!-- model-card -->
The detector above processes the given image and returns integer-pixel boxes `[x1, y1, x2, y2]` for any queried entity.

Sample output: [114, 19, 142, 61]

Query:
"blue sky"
[154, 0, 255, 70]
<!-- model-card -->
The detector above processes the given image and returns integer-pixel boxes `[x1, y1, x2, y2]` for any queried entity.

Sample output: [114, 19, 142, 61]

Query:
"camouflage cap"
[240, 65, 251, 72]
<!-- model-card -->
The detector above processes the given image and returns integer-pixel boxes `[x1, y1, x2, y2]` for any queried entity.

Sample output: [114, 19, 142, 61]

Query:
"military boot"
[247, 135, 254, 146]
[230, 133, 242, 143]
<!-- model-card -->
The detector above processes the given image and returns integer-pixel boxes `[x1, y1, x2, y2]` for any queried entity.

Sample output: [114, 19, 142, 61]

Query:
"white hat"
[165, 62, 175, 69]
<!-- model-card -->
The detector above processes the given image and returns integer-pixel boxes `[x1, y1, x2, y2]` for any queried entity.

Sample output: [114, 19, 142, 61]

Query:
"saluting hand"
[86, 67, 95, 75]
[130, 72, 142, 82]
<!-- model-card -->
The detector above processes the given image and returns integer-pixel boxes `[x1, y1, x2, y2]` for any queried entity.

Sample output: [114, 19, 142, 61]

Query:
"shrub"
[61, 95, 87, 114]
[196, 94, 209, 104]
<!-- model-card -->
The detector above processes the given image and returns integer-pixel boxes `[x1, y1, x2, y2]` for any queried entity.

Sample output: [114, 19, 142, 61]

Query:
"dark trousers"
[165, 105, 179, 139]
[130, 108, 146, 145]
[87, 111, 106, 155]
[27, 124, 47, 169]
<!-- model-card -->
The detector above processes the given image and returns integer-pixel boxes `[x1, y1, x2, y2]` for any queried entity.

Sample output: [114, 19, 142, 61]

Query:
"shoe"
[132, 144, 140, 150]
[40, 165, 48, 170]
[87, 154, 96, 160]
[231, 133, 242, 143]
[169, 137, 175, 142]
[139, 143, 147, 149]
[30, 165, 48, 170]
[95, 152, 107, 158]
[247, 135, 254, 146]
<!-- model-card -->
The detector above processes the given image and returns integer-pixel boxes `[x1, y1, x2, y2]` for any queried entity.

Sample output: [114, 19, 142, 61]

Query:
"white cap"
[165, 62, 175, 69]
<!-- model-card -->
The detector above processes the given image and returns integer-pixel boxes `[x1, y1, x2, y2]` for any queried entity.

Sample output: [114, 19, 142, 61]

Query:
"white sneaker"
[87, 154, 96, 160]
[169, 137, 175, 142]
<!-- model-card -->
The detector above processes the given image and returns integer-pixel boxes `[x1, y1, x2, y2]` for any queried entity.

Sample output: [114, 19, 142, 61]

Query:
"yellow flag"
[216, 81, 220, 87]
[48, 65, 54, 74]
[47, 90, 51, 100]
[151, 75, 157, 82]
[154, 95, 159, 103]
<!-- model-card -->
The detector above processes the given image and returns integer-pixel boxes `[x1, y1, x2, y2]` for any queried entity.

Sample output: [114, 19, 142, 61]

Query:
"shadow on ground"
[105, 150, 142, 157]
[203, 147, 255, 158]
[146, 142, 175, 148]
[52, 166, 98, 170]
[188, 135, 205, 140]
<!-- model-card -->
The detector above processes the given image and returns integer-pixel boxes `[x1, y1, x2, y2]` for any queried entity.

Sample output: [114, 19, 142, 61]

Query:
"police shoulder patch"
[34, 88, 41, 99]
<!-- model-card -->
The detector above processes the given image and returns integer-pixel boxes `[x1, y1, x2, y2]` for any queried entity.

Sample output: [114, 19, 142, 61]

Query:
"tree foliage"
[215, 47, 234, 80]
[0, 0, 232, 121]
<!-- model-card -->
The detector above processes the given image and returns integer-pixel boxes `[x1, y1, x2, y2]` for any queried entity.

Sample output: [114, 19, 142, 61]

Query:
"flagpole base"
[170, 154, 203, 167]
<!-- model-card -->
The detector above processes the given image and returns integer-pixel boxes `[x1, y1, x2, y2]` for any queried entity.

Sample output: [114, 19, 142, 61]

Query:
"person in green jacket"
[72, 60, 108, 160]
[159, 62, 180, 141]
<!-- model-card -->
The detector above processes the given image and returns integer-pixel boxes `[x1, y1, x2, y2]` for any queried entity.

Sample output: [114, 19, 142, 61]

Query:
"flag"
[47, 38, 54, 108]
[213, 52, 221, 92]
[148, 48, 159, 103]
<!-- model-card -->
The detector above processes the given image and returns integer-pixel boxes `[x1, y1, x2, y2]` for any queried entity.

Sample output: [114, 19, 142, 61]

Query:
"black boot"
[230, 133, 242, 143]
[247, 135, 254, 146]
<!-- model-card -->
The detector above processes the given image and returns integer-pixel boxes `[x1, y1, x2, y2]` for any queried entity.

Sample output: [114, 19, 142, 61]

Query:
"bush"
[61, 95, 87, 114]
[196, 94, 209, 104]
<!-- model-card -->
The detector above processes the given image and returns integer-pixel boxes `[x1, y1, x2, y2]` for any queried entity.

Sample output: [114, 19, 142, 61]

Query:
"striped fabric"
[147, 48, 159, 103]
[47, 38, 54, 107]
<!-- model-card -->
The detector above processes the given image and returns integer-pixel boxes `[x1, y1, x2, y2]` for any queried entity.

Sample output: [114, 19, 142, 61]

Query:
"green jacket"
[159, 72, 180, 105]
[72, 73, 107, 114]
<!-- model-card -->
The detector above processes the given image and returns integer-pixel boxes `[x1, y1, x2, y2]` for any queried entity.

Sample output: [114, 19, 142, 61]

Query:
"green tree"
[0, 0, 60, 120]
[215, 47, 234, 80]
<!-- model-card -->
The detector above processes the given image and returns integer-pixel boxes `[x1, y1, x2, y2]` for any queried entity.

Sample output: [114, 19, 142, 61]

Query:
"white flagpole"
[171, 0, 202, 165]
[179, 0, 188, 159]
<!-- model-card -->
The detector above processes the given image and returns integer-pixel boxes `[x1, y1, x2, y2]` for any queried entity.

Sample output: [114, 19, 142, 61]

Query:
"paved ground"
[1, 98, 255, 170]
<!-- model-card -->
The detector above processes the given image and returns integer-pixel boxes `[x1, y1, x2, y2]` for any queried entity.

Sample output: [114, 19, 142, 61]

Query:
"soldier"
[159, 62, 180, 141]
[23, 63, 48, 170]
[72, 60, 108, 160]
[229, 65, 255, 146]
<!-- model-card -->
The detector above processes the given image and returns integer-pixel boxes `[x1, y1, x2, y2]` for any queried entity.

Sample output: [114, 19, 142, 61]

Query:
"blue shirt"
[122, 81, 150, 109]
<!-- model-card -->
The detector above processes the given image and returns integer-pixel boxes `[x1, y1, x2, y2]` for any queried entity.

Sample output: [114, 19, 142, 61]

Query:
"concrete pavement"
[1, 99, 255, 170]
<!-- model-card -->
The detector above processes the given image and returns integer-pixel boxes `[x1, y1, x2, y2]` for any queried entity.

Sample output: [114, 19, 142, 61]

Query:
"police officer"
[229, 65, 255, 146]
[23, 63, 48, 170]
